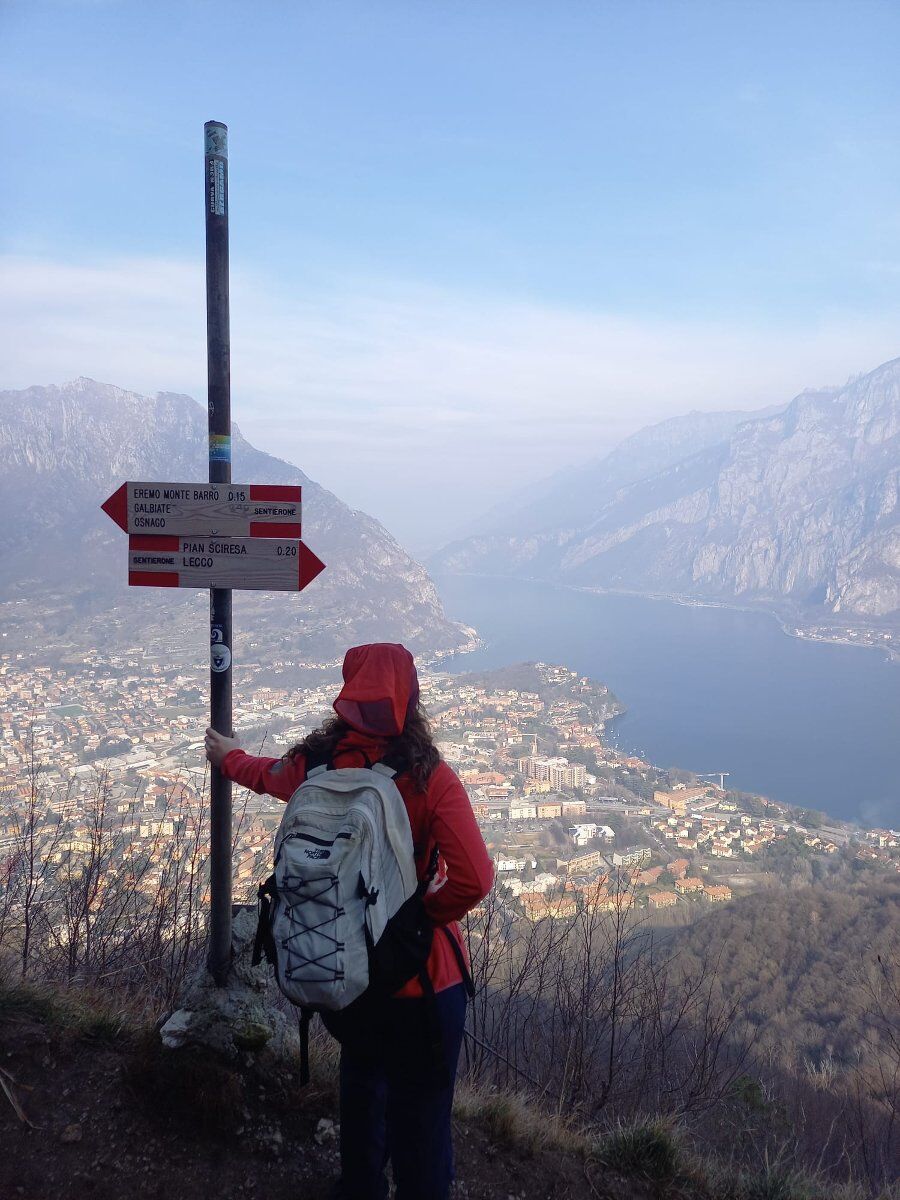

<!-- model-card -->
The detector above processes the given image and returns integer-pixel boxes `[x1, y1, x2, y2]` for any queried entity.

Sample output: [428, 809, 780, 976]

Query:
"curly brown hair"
[286, 703, 441, 791]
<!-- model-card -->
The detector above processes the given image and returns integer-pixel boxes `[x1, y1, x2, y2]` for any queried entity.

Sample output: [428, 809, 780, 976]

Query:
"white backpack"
[253, 762, 427, 1018]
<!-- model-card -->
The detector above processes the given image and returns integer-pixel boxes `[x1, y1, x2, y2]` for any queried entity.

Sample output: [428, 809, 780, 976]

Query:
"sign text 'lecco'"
[127, 535, 325, 591]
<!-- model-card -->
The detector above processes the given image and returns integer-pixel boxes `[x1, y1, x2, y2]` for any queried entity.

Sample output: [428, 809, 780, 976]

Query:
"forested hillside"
[673, 877, 899, 1069]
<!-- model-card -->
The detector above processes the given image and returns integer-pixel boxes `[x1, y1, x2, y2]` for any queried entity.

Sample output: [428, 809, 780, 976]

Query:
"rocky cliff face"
[0, 379, 470, 656]
[469, 405, 783, 539]
[433, 360, 900, 623]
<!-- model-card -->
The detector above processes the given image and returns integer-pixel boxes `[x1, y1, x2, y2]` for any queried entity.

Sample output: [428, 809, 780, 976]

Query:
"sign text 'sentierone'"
[127, 534, 325, 591]
[102, 482, 301, 538]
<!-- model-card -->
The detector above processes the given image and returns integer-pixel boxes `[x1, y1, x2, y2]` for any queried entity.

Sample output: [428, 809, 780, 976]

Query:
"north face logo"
[304, 847, 330, 860]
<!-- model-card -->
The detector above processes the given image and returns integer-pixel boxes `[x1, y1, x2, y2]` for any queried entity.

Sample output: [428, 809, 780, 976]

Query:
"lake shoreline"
[432, 572, 900, 825]
[438, 570, 900, 666]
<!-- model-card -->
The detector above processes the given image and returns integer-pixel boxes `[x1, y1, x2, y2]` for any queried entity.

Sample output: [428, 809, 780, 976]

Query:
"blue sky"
[3, 0, 900, 547]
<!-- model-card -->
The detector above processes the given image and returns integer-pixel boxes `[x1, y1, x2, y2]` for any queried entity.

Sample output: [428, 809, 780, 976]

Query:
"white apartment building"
[569, 822, 598, 846]
[610, 846, 652, 868]
[509, 802, 538, 820]
[496, 856, 527, 872]
[520, 755, 586, 790]
[496, 856, 537, 873]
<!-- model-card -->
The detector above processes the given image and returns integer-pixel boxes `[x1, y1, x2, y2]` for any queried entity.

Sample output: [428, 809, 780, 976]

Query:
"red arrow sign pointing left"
[101, 483, 128, 532]
[101, 481, 302, 537]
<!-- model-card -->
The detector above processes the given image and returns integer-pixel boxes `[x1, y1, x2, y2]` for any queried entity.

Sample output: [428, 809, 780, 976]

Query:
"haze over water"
[436, 574, 900, 828]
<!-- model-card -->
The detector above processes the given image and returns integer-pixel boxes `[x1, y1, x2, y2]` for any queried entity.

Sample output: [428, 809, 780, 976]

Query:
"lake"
[434, 573, 900, 827]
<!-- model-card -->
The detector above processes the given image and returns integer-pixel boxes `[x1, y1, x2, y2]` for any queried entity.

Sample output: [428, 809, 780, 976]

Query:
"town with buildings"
[0, 646, 897, 930]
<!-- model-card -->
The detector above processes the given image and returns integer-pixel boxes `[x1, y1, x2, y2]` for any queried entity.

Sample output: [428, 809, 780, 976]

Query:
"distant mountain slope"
[433, 360, 900, 623]
[470, 405, 785, 538]
[0, 379, 469, 656]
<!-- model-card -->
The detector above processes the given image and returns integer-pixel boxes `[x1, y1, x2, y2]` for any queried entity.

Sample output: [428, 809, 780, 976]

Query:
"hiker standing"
[205, 642, 494, 1200]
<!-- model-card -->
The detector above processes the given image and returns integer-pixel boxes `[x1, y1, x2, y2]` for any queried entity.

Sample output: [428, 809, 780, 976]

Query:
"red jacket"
[222, 749, 494, 996]
[221, 643, 494, 997]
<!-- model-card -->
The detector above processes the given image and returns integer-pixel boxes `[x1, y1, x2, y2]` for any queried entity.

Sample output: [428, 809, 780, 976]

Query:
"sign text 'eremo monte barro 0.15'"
[101, 480, 326, 593]
[101, 481, 302, 538]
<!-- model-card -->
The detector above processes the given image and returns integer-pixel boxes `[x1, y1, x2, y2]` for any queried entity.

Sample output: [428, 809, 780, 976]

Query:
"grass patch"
[472, 1092, 523, 1145]
[689, 1153, 879, 1200]
[732, 1166, 878, 1200]
[0, 977, 132, 1042]
[594, 1120, 680, 1184]
[0, 978, 62, 1024]
[738, 1169, 812, 1200]
[454, 1083, 588, 1158]
[302, 1018, 341, 1101]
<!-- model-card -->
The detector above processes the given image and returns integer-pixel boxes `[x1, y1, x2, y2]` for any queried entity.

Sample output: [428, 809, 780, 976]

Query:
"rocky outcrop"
[159, 909, 299, 1059]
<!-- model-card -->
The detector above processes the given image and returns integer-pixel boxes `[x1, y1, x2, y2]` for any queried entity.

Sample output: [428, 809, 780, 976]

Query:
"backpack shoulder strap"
[298, 1008, 313, 1086]
[252, 874, 279, 968]
[379, 746, 411, 778]
[304, 745, 374, 774]
[439, 925, 476, 998]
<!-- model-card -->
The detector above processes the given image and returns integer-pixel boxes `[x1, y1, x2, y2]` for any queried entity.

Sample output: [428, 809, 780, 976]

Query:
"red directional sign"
[102, 481, 301, 538]
[127, 534, 326, 592]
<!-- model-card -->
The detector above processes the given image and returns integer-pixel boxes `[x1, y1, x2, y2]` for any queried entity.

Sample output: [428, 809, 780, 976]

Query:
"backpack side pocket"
[273, 845, 345, 1006]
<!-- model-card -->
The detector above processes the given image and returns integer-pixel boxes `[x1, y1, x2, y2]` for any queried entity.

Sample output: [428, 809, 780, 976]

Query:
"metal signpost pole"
[204, 120, 233, 984]
[100, 125, 324, 983]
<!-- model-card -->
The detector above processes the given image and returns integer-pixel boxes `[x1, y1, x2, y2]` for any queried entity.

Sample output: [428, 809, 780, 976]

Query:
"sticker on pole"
[208, 158, 226, 215]
[211, 642, 231, 672]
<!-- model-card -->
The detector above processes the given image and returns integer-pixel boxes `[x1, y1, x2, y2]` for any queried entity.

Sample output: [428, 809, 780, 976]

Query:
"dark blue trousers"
[323, 983, 467, 1200]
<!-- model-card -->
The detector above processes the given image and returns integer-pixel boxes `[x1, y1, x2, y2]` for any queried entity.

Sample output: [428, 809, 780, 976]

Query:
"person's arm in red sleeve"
[220, 749, 304, 803]
[422, 762, 494, 926]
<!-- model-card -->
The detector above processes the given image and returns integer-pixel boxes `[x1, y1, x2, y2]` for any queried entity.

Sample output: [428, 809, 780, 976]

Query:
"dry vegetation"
[0, 772, 897, 1197]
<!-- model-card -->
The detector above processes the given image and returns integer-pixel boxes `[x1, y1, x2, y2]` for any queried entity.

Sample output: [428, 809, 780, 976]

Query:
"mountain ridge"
[0, 378, 471, 658]
[432, 358, 900, 627]
[468, 403, 789, 540]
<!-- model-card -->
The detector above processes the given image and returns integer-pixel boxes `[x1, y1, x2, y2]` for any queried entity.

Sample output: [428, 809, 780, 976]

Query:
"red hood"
[333, 643, 420, 737]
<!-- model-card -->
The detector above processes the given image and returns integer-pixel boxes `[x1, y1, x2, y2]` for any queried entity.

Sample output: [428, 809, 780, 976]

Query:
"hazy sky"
[3, 1, 900, 550]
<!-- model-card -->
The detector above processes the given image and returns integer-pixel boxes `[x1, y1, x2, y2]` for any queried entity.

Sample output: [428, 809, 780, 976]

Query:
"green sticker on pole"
[209, 434, 231, 463]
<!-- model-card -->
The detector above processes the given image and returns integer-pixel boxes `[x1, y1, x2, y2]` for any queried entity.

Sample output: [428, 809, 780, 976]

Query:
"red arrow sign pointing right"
[299, 542, 327, 590]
